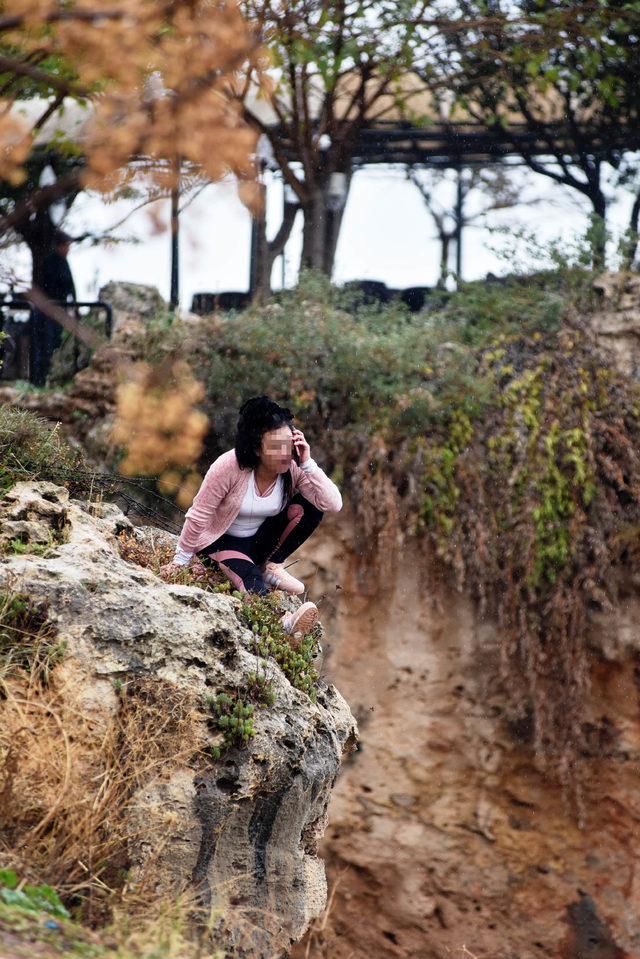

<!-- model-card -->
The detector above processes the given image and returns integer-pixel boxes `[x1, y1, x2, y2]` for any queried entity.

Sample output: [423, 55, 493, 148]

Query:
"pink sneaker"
[262, 561, 305, 595]
[281, 601, 318, 637]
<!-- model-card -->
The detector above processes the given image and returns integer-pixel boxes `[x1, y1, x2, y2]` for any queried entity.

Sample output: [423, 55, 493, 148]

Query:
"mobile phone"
[290, 428, 300, 465]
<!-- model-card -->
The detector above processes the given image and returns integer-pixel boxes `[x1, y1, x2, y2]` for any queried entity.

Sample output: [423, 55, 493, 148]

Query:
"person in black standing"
[31, 229, 76, 386]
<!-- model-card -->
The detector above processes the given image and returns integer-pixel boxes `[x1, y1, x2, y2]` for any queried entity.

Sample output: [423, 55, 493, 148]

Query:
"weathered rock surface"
[590, 272, 640, 378]
[0, 482, 357, 958]
[289, 511, 640, 959]
[98, 281, 167, 336]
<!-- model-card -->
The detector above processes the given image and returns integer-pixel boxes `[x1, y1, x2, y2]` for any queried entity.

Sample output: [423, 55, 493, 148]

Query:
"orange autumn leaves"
[0, 113, 32, 185]
[111, 360, 208, 509]
[1, 0, 265, 193]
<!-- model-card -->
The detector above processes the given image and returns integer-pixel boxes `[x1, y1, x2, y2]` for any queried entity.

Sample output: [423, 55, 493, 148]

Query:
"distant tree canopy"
[0, 0, 263, 282]
[3, 1, 640, 294]
[238, 0, 640, 288]
[429, 0, 640, 263]
[239, 0, 443, 286]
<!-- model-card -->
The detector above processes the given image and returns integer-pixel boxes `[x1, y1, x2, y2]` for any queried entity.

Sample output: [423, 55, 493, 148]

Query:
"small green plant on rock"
[246, 670, 276, 706]
[6, 537, 52, 557]
[238, 593, 319, 700]
[205, 692, 256, 749]
[0, 870, 69, 920]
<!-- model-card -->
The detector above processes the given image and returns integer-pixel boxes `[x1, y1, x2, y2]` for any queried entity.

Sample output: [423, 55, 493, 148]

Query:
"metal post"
[249, 209, 260, 297]
[281, 177, 286, 290]
[455, 167, 464, 282]
[170, 180, 180, 309]
[248, 166, 267, 299]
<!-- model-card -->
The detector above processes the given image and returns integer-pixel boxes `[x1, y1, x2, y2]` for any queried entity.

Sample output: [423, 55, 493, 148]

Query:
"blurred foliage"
[141, 268, 584, 467]
[111, 359, 207, 509]
[0, 405, 87, 493]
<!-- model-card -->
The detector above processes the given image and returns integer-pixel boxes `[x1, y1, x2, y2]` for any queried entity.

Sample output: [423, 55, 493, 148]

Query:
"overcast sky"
[3, 160, 636, 311]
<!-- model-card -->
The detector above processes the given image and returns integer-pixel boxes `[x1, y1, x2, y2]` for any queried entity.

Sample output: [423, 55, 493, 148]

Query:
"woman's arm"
[289, 427, 342, 512]
[172, 454, 233, 564]
[292, 458, 343, 512]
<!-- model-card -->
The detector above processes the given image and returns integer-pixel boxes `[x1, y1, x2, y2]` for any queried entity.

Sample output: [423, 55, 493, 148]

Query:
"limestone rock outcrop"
[98, 281, 167, 337]
[0, 482, 357, 958]
[590, 272, 640, 377]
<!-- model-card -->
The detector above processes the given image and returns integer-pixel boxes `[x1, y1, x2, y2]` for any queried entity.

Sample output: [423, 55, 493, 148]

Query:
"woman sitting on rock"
[165, 394, 343, 639]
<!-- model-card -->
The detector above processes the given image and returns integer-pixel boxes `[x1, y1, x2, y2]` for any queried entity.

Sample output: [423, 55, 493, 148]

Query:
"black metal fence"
[0, 298, 113, 382]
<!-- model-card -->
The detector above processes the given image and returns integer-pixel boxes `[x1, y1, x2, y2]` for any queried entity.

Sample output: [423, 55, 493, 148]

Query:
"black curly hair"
[234, 395, 295, 509]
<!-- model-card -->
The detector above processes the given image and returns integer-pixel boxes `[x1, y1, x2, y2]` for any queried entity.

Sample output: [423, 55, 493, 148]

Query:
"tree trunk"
[300, 174, 352, 277]
[589, 193, 607, 272]
[248, 181, 269, 302]
[324, 203, 348, 275]
[21, 211, 58, 289]
[301, 187, 327, 272]
[520, 152, 609, 271]
[624, 190, 640, 270]
[437, 233, 452, 289]
[250, 196, 299, 302]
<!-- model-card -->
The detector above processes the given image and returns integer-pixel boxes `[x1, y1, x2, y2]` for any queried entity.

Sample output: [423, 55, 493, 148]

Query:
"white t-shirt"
[225, 470, 284, 537]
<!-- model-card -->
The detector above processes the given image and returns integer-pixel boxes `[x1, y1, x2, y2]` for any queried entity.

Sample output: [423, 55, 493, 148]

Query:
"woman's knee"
[292, 494, 324, 521]
[212, 552, 269, 596]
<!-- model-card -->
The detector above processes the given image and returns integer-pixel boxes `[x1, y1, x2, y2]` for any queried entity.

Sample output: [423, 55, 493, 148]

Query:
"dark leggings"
[196, 492, 324, 596]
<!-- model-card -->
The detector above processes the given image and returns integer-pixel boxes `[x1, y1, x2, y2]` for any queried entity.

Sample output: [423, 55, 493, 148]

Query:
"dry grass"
[0, 589, 64, 688]
[0, 601, 205, 925]
[350, 436, 402, 597]
[117, 530, 233, 593]
[0, 583, 307, 958]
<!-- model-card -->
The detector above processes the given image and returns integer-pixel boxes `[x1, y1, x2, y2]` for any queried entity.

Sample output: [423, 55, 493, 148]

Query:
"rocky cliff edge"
[0, 481, 357, 958]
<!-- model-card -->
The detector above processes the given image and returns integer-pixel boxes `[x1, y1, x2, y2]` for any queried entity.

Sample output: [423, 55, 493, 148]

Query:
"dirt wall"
[291, 512, 640, 959]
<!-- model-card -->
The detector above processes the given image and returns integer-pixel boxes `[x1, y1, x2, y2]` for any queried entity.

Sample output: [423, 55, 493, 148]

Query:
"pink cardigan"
[176, 449, 343, 557]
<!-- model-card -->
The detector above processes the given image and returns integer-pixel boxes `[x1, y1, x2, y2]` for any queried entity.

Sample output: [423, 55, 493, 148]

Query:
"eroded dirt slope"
[292, 512, 640, 959]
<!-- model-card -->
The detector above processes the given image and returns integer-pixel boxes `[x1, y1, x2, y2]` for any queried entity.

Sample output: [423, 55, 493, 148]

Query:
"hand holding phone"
[290, 427, 310, 466]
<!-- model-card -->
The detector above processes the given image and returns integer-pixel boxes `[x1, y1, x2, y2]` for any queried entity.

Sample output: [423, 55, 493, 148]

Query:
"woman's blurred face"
[259, 426, 293, 472]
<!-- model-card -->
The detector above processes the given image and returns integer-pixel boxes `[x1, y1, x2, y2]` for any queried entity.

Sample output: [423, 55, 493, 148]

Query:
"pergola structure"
[245, 72, 640, 291]
[249, 119, 640, 292]
[7, 92, 640, 301]
[352, 120, 640, 167]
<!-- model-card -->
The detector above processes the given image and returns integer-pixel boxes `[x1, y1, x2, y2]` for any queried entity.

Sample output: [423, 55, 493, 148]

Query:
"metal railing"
[0, 298, 113, 382]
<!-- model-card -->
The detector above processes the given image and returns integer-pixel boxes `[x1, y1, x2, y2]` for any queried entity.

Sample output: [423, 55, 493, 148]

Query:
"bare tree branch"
[0, 173, 82, 236]
[25, 287, 106, 350]
[0, 54, 90, 98]
[0, 8, 128, 33]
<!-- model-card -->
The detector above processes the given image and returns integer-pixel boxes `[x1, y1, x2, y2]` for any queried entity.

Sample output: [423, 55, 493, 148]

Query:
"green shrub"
[0, 405, 86, 493]
[0, 592, 64, 682]
[0, 870, 69, 920]
[130, 268, 585, 467]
